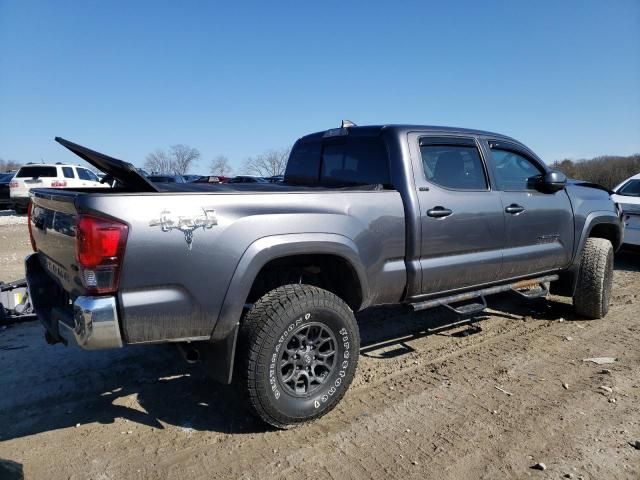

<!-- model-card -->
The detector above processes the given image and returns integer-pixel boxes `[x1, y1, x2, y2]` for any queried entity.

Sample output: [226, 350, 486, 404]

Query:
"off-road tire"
[573, 237, 614, 319]
[238, 284, 359, 429]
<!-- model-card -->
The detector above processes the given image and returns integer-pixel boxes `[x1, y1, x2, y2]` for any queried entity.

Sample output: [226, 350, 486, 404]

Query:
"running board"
[410, 274, 559, 313]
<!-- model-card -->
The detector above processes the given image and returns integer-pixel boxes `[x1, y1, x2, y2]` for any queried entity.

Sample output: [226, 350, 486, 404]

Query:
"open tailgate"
[55, 137, 159, 192]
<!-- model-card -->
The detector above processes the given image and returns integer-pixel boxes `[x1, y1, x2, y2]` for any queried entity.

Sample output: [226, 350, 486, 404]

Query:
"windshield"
[617, 179, 640, 197]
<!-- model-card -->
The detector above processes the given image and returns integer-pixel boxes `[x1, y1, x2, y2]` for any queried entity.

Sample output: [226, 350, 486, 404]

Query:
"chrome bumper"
[61, 296, 123, 350]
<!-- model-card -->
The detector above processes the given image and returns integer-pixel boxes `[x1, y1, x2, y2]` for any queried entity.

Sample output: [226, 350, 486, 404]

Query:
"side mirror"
[532, 171, 566, 193]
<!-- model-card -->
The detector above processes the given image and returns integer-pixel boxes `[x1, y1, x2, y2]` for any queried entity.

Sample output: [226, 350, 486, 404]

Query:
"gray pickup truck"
[26, 123, 623, 428]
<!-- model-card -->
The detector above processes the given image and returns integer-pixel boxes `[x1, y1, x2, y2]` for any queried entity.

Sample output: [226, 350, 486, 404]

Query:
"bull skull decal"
[149, 208, 217, 250]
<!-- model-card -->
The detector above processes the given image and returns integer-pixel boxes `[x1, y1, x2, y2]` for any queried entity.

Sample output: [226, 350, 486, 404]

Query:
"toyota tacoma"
[25, 123, 623, 428]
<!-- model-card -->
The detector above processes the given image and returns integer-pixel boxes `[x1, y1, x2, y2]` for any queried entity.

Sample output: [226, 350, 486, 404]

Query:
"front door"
[410, 134, 506, 295]
[484, 140, 574, 278]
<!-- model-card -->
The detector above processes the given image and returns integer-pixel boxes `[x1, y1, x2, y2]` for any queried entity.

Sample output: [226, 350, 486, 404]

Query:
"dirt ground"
[0, 216, 639, 480]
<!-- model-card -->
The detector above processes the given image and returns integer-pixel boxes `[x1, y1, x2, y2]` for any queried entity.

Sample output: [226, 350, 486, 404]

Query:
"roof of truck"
[299, 124, 521, 143]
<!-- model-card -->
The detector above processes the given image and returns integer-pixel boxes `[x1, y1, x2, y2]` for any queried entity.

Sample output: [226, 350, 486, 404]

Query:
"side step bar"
[410, 274, 559, 313]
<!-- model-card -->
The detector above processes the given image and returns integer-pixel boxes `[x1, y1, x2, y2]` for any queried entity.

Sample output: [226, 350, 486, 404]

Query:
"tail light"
[51, 180, 67, 188]
[9, 181, 18, 189]
[75, 215, 129, 294]
[27, 201, 36, 252]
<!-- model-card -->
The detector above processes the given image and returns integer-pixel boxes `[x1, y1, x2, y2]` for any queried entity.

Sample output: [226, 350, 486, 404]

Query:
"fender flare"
[206, 233, 368, 384]
[552, 210, 622, 297]
[573, 211, 622, 261]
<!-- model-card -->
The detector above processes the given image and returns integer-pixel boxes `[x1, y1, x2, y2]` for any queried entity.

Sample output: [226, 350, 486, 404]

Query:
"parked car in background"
[267, 175, 284, 183]
[612, 173, 640, 247]
[190, 175, 230, 184]
[0, 172, 16, 209]
[182, 174, 203, 183]
[147, 174, 186, 184]
[10, 163, 105, 213]
[226, 175, 269, 184]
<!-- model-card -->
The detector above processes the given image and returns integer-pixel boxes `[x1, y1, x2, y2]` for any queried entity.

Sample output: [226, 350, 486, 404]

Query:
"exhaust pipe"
[176, 343, 200, 364]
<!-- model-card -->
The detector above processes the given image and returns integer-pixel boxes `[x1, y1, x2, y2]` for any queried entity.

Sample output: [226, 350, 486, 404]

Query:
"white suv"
[10, 163, 106, 213]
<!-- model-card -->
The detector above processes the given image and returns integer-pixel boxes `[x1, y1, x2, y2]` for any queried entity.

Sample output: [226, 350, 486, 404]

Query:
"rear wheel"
[573, 237, 614, 319]
[238, 284, 359, 429]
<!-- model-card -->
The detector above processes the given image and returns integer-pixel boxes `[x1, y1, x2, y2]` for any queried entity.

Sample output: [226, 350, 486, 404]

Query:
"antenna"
[341, 120, 357, 128]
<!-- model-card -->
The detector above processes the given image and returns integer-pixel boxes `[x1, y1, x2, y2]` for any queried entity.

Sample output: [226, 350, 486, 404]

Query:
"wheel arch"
[206, 233, 368, 384]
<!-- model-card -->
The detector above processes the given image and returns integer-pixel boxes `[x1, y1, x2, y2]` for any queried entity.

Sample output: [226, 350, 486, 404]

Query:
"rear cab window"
[16, 166, 58, 178]
[285, 134, 391, 188]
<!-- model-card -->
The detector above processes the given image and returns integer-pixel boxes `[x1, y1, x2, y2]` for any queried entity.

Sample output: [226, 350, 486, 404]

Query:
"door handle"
[427, 206, 453, 218]
[505, 204, 525, 214]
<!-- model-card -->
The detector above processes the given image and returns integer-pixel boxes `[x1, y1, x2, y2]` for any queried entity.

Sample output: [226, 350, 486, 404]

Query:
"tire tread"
[238, 284, 358, 429]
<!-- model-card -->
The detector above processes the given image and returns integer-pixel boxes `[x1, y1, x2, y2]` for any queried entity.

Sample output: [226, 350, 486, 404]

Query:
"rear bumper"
[25, 254, 123, 350]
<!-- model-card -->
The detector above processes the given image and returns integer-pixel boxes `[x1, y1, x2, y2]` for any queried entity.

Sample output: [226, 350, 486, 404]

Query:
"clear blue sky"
[1, 0, 639, 173]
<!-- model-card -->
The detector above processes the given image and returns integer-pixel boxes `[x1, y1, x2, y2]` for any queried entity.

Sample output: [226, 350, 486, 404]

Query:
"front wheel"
[238, 284, 359, 429]
[573, 237, 614, 319]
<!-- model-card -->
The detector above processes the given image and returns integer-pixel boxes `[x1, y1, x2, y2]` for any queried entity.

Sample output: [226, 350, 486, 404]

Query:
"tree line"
[552, 154, 640, 189]
[144, 145, 291, 177]
[0, 158, 23, 172]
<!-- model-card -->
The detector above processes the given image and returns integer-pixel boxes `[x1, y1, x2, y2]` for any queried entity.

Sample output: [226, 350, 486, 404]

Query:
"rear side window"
[420, 142, 488, 190]
[16, 166, 57, 178]
[285, 136, 390, 187]
[62, 167, 75, 178]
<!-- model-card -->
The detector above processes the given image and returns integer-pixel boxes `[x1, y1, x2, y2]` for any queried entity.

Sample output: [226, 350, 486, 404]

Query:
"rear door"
[409, 134, 505, 294]
[483, 140, 574, 277]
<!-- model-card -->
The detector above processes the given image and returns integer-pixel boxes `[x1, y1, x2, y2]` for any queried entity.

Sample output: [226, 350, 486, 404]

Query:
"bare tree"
[170, 144, 200, 175]
[242, 147, 290, 177]
[144, 145, 201, 175]
[209, 155, 233, 176]
[144, 149, 172, 174]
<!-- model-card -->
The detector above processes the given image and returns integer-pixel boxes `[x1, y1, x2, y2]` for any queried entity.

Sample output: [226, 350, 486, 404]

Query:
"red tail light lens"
[27, 201, 36, 252]
[76, 215, 128, 294]
[51, 180, 67, 188]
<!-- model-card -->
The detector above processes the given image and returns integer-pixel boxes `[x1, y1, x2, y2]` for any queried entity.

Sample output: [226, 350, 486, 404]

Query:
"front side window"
[77, 168, 98, 181]
[420, 144, 488, 190]
[490, 148, 544, 191]
[62, 167, 75, 178]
